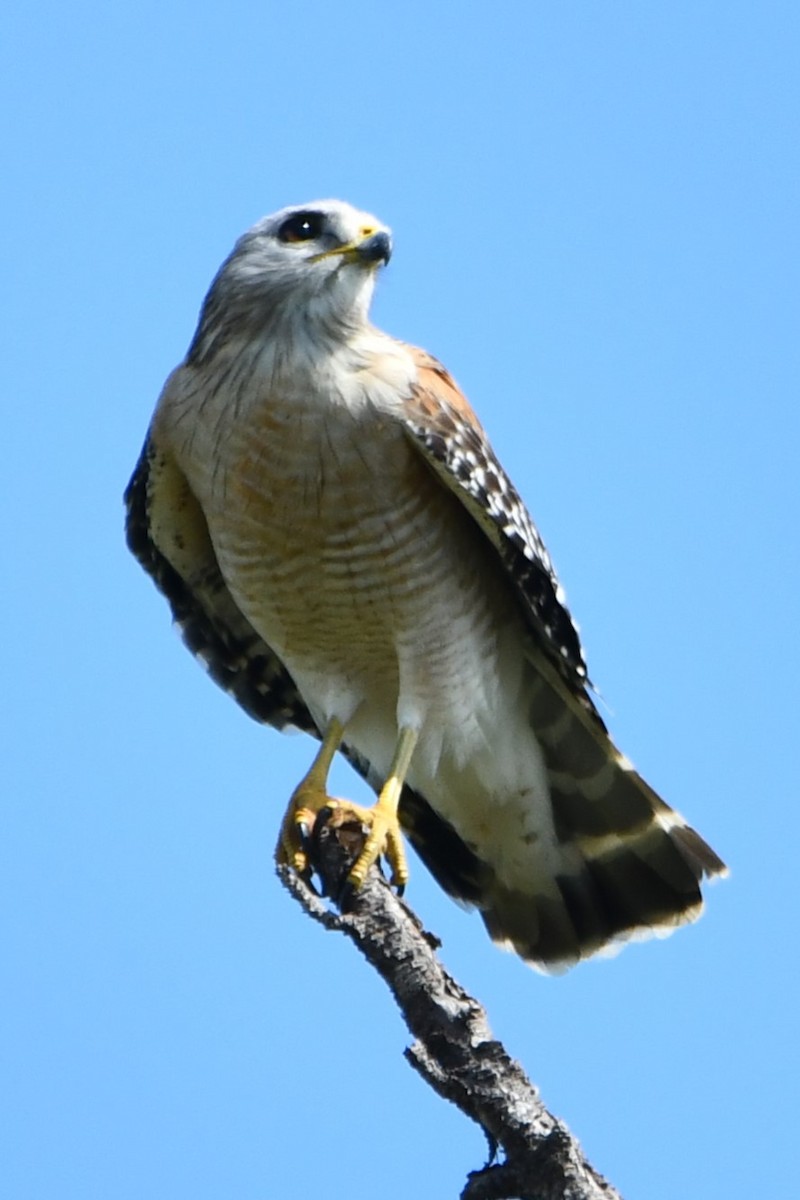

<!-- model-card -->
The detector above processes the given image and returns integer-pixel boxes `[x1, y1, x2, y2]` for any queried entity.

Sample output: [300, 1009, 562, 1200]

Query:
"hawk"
[125, 200, 725, 971]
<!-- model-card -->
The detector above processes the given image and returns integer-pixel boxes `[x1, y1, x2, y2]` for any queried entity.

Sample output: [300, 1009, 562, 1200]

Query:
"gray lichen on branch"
[276, 812, 622, 1200]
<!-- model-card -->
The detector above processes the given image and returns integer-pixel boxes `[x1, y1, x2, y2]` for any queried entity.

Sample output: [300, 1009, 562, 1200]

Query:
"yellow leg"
[275, 718, 345, 876]
[276, 722, 419, 893]
[341, 725, 419, 891]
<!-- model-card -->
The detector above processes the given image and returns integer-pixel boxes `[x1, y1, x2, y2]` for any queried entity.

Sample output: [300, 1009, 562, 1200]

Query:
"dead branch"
[277, 812, 622, 1200]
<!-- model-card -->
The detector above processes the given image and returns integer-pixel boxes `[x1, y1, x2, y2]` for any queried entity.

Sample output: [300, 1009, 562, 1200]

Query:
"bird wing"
[125, 431, 316, 734]
[400, 347, 596, 709]
[395, 346, 725, 965]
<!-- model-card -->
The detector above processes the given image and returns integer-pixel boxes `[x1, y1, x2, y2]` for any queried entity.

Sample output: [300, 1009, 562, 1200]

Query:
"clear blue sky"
[3, 3, 798, 1197]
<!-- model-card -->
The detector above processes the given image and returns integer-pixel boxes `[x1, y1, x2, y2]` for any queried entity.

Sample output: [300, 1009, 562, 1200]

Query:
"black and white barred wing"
[401, 347, 726, 965]
[402, 348, 592, 701]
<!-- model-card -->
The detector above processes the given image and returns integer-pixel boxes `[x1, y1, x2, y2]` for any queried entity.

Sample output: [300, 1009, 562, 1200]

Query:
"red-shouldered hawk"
[125, 200, 725, 971]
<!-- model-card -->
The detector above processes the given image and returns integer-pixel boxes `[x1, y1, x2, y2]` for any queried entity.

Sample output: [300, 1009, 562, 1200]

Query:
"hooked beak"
[309, 228, 392, 268]
[350, 229, 392, 266]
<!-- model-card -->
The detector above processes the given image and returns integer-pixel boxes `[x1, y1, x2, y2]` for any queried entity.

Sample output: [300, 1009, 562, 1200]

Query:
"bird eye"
[277, 211, 327, 244]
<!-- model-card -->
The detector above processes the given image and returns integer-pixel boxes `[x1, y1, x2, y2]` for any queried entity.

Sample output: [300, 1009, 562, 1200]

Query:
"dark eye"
[277, 211, 327, 244]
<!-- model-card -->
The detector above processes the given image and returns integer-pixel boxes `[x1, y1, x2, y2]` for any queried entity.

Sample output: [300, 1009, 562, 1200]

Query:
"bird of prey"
[125, 199, 725, 971]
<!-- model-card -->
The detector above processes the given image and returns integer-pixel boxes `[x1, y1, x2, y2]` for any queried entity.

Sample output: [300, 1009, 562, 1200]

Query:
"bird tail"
[401, 660, 726, 972]
[477, 665, 727, 970]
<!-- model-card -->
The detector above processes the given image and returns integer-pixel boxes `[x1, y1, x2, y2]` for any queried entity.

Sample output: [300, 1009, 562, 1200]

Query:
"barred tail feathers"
[478, 666, 726, 970]
[402, 662, 725, 973]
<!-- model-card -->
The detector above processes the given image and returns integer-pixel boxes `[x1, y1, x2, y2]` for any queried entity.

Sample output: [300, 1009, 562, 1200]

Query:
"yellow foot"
[275, 721, 417, 896]
[276, 790, 408, 892]
[326, 797, 409, 892]
[275, 779, 337, 877]
[276, 717, 346, 877]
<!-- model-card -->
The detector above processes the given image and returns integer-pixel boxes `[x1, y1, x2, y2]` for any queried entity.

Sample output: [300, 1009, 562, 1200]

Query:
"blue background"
[4, 3, 798, 1197]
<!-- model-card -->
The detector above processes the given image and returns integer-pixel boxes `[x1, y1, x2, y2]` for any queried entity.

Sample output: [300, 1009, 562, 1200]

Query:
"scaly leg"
[338, 725, 419, 891]
[276, 723, 419, 893]
[276, 718, 345, 876]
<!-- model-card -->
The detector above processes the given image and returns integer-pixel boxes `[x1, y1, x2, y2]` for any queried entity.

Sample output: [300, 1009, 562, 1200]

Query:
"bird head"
[188, 201, 392, 364]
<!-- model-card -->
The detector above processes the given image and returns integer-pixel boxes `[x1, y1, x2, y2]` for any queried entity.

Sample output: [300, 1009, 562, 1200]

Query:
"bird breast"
[168, 353, 523, 777]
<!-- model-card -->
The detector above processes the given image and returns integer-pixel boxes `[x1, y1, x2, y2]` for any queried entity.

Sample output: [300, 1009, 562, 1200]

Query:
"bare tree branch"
[277, 812, 623, 1200]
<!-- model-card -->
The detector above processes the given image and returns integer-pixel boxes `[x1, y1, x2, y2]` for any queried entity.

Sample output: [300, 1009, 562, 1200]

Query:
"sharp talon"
[299, 867, 320, 895]
[481, 1127, 499, 1167]
[396, 882, 406, 898]
[317, 805, 334, 824]
[297, 820, 311, 846]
